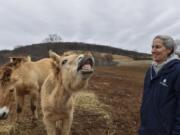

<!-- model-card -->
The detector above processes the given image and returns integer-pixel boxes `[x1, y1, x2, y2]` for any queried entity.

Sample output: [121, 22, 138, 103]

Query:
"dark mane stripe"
[0, 57, 28, 85]
[0, 67, 12, 86]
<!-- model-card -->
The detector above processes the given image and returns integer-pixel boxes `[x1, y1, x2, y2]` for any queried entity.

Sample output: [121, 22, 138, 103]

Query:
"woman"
[139, 35, 180, 135]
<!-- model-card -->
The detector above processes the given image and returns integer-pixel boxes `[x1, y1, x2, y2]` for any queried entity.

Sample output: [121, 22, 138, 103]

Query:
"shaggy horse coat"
[41, 51, 94, 135]
[0, 57, 53, 121]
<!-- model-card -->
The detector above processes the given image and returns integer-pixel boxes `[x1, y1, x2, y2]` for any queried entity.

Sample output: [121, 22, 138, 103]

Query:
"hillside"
[0, 42, 151, 65]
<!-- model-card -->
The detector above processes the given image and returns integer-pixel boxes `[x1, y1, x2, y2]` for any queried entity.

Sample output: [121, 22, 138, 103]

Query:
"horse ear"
[49, 50, 62, 74]
[49, 50, 61, 64]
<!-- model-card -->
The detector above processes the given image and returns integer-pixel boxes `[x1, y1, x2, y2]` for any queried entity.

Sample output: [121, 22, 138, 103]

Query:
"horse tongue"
[82, 64, 91, 70]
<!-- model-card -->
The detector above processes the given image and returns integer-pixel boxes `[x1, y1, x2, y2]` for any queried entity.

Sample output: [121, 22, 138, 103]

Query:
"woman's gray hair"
[154, 35, 176, 55]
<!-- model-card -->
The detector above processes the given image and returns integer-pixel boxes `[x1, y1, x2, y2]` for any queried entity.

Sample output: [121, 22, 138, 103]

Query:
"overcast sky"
[0, 0, 180, 53]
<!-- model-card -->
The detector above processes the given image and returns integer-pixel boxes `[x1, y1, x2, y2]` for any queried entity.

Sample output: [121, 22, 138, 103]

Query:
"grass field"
[0, 61, 150, 135]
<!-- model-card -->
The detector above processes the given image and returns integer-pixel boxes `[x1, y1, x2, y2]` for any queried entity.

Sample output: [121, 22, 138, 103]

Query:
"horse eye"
[9, 89, 14, 93]
[78, 55, 84, 62]
[62, 59, 68, 65]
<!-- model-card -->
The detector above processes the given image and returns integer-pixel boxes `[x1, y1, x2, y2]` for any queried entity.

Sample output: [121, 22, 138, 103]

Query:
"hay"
[72, 91, 114, 134]
[0, 122, 15, 135]
[75, 92, 111, 119]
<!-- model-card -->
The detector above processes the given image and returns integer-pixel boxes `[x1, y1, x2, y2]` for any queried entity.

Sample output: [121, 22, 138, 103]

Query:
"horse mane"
[0, 67, 12, 86]
[0, 56, 30, 86]
[8, 56, 31, 68]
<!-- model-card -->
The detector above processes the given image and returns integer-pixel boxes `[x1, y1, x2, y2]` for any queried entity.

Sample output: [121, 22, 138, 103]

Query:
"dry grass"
[73, 92, 114, 135]
[112, 54, 134, 62]
[75, 91, 112, 122]
[0, 121, 15, 135]
[0, 60, 150, 135]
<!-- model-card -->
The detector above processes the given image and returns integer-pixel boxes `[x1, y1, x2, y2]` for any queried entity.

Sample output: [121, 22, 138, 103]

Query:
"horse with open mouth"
[41, 50, 95, 135]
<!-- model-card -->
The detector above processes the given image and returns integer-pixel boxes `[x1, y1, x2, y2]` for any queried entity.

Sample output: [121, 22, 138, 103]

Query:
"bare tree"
[42, 34, 62, 43]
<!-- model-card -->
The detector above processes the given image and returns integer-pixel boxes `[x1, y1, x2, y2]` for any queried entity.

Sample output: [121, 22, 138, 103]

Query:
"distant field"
[113, 54, 151, 64]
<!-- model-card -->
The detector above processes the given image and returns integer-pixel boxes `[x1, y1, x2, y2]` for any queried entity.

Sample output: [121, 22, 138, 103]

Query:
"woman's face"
[151, 38, 171, 64]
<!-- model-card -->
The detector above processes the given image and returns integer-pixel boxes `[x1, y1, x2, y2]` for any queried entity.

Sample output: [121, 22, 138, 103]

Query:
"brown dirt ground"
[0, 62, 149, 135]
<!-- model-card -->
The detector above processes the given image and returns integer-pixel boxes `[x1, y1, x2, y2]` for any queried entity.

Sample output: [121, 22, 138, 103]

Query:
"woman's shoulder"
[173, 59, 180, 70]
[174, 59, 180, 65]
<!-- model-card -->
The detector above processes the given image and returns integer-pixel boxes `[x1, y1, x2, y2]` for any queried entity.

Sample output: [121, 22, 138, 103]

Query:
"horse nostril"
[0, 107, 9, 119]
[2, 112, 7, 118]
[0, 112, 8, 119]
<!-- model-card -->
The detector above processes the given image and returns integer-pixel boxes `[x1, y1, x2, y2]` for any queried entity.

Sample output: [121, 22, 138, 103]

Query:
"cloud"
[0, 0, 180, 53]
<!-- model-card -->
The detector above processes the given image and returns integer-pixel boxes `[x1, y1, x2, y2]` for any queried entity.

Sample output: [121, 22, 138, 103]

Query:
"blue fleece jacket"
[139, 59, 180, 135]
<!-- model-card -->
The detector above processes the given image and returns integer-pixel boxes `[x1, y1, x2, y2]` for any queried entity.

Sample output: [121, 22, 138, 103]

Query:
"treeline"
[0, 42, 151, 65]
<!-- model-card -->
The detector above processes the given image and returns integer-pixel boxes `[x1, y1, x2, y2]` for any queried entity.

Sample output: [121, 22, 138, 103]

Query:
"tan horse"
[41, 50, 94, 135]
[0, 56, 53, 121]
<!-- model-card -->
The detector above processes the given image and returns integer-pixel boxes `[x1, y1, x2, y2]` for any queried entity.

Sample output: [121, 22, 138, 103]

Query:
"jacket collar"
[150, 59, 180, 80]
[152, 54, 179, 74]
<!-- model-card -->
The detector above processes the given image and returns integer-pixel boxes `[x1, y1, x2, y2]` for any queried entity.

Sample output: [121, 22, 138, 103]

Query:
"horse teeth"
[82, 64, 91, 70]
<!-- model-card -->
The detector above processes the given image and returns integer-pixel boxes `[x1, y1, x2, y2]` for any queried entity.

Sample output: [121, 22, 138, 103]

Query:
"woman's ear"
[167, 48, 173, 56]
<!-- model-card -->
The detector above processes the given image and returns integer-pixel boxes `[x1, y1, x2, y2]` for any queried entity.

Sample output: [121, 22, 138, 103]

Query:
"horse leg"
[61, 110, 73, 135]
[56, 120, 62, 135]
[43, 117, 56, 135]
[16, 95, 24, 122]
[30, 90, 39, 120]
